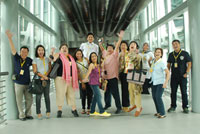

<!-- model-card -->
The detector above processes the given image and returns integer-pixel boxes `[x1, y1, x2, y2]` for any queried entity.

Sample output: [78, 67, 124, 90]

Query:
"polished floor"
[0, 89, 200, 134]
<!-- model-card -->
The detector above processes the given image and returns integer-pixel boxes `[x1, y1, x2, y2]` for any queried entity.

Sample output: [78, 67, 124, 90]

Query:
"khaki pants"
[128, 83, 142, 109]
[55, 77, 76, 107]
[14, 83, 33, 119]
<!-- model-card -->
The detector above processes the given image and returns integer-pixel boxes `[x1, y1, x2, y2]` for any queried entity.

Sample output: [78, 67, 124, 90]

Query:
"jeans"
[36, 80, 51, 114]
[152, 84, 165, 116]
[104, 78, 121, 109]
[119, 72, 130, 107]
[170, 76, 188, 109]
[79, 83, 93, 110]
[90, 85, 104, 114]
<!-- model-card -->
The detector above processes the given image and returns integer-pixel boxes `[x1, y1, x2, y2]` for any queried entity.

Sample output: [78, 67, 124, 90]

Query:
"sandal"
[154, 113, 160, 117]
[81, 109, 86, 114]
[86, 109, 90, 115]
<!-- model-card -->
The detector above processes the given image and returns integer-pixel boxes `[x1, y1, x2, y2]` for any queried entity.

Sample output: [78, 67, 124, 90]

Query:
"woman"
[83, 52, 111, 117]
[119, 41, 130, 112]
[150, 48, 170, 118]
[74, 49, 93, 114]
[126, 41, 143, 117]
[33, 45, 52, 119]
[52, 44, 79, 118]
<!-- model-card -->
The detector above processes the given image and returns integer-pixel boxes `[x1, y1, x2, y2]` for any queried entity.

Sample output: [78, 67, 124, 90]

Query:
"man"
[139, 43, 154, 94]
[80, 33, 99, 59]
[6, 30, 33, 121]
[167, 40, 192, 113]
[99, 31, 124, 114]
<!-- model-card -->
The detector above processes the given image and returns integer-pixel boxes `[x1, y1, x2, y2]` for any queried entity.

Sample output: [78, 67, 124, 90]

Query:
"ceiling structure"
[49, 0, 151, 38]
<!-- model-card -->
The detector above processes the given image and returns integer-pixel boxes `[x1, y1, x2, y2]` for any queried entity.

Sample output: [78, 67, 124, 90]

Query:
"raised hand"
[117, 30, 125, 38]
[5, 30, 13, 39]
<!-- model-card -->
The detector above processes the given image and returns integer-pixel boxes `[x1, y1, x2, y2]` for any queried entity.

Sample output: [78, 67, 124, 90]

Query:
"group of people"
[5, 28, 191, 121]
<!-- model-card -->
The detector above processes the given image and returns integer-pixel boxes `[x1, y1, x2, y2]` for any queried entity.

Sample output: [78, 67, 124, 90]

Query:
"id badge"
[99, 78, 102, 83]
[174, 63, 178, 68]
[20, 70, 24, 75]
[149, 68, 153, 73]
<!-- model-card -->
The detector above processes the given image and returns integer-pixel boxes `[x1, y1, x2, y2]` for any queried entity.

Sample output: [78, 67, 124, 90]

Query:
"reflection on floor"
[0, 89, 200, 134]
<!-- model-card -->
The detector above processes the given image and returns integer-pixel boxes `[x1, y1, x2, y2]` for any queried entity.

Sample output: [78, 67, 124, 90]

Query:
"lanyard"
[173, 50, 182, 61]
[20, 59, 26, 68]
[150, 59, 162, 72]
[41, 58, 47, 74]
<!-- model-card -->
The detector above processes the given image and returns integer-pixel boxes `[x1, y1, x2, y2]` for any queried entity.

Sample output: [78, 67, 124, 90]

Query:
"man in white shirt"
[80, 33, 99, 60]
[139, 43, 154, 94]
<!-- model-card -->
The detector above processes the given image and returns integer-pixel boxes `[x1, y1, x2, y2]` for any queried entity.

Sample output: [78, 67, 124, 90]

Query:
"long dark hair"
[74, 49, 83, 61]
[89, 52, 98, 64]
[35, 45, 45, 57]
[129, 41, 139, 49]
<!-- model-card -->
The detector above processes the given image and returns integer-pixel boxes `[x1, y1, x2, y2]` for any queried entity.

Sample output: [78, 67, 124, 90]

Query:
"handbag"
[28, 74, 43, 94]
[49, 58, 60, 79]
[127, 60, 147, 85]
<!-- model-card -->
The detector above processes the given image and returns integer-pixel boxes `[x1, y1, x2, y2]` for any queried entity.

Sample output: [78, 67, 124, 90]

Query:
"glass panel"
[147, 1, 155, 26]
[171, 0, 184, 10]
[34, 0, 41, 19]
[156, 0, 168, 20]
[150, 29, 158, 50]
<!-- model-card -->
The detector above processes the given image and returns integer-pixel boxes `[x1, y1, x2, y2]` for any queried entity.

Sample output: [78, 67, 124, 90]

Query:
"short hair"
[87, 33, 94, 38]
[20, 46, 29, 52]
[120, 40, 129, 51]
[74, 48, 83, 61]
[155, 48, 163, 58]
[59, 43, 68, 50]
[172, 39, 180, 44]
[35, 45, 46, 57]
[129, 41, 139, 49]
[89, 52, 98, 64]
[143, 42, 149, 46]
[106, 43, 115, 50]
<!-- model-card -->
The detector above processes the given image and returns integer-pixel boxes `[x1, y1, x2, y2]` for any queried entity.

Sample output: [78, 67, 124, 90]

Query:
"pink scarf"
[59, 53, 79, 90]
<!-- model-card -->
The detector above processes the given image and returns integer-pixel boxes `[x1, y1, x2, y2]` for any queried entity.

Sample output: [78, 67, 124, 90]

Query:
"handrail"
[0, 72, 9, 76]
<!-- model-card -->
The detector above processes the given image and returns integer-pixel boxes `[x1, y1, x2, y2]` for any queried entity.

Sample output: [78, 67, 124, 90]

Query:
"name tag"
[174, 63, 178, 68]
[20, 70, 24, 75]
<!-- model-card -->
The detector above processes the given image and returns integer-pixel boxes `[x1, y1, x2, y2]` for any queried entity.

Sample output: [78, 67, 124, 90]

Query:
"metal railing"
[0, 72, 9, 125]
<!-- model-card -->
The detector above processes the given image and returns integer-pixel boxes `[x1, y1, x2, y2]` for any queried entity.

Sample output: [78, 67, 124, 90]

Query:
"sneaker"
[86, 109, 90, 115]
[99, 112, 111, 117]
[72, 110, 79, 117]
[26, 116, 34, 120]
[167, 107, 176, 113]
[154, 113, 160, 117]
[115, 109, 121, 114]
[158, 115, 166, 119]
[81, 109, 86, 114]
[134, 108, 142, 117]
[19, 118, 26, 121]
[46, 113, 50, 119]
[183, 108, 189, 114]
[57, 110, 62, 118]
[90, 112, 100, 116]
[128, 105, 137, 112]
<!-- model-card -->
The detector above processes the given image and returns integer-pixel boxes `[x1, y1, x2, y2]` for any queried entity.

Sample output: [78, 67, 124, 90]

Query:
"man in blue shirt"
[6, 30, 33, 121]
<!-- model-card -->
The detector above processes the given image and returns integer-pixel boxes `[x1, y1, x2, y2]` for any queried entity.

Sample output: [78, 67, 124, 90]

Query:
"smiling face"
[143, 43, 149, 52]
[172, 41, 181, 52]
[120, 43, 128, 51]
[20, 48, 29, 60]
[87, 35, 94, 43]
[129, 42, 137, 51]
[76, 51, 83, 60]
[60, 45, 69, 56]
[37, 47, 45, 58]
[91, 53, 97, 64]
[107, 46, 114, 55]
[154, 49, 162, 59]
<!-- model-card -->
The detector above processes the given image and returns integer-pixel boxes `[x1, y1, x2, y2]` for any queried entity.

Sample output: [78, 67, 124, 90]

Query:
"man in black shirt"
[167, 40, 192, 113]
[6, 30, 33, 121]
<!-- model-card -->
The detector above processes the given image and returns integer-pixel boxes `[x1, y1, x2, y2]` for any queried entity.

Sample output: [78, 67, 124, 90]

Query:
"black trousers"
[119, 72, 130, 107]
[142, 78, 152, 94]
[170, 76, 188, 109]
[36, 80, 51, 114]
[80, 83, 93, 110]
[104, 78, 122, 109]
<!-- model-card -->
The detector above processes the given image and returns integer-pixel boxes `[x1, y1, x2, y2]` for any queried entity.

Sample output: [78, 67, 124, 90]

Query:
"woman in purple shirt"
[83, 52, 111, 117]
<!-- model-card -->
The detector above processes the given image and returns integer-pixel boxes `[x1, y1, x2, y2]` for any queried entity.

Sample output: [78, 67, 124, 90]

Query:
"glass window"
[147, 1, 155, 26]
[34, 0, 41, 19]
[150, 29, 158, 50]
[156, 0, 168, 20]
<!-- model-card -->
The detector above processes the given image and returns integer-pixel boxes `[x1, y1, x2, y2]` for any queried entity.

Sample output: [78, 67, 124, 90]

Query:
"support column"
[1, 0, 19, 119]
[188, 0, 200, 113]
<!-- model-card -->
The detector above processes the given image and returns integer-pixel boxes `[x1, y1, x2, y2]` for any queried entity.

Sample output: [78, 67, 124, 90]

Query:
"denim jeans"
[152, 84, 165, 115]
[90, 85, 104, 114]
[36, 80, 51, 114]
[104, 78, 122, 109]
[79, 83, 93, 110]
